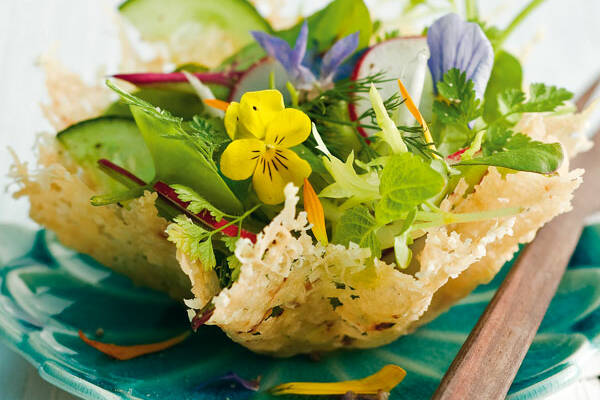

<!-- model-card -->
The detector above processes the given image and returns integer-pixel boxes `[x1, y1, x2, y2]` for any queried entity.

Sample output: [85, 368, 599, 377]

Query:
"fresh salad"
[12, 0, 594, 381]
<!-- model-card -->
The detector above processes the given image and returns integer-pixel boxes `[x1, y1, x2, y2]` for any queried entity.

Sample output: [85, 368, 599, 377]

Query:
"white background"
[0, 0, 599, 398]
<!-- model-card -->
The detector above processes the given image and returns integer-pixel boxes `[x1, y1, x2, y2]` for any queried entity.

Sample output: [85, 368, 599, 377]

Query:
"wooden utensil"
[432, 77, 600, 400]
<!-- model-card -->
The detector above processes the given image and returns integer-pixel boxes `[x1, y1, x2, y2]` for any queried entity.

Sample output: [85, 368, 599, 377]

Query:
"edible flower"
[303, 178, 328, 245]
[427, 13, 494, 99]
[78, 330, 190, 360]
[220, 89, 312, 205]
[271, 364, 406, 396]
[251, 21, 359, 90]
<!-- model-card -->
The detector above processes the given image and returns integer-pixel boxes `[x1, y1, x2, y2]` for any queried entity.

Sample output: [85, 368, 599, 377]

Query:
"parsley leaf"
[170, 184, 228, 221]
[332, 205, 381, 258]
[433, 68, 483, 126]
[375, 153, 445, 225]
[512, 83, 573, 113]
[165, 215, 216, 270]
[221, 236, 242, 283]
[458, 125, 564, 173]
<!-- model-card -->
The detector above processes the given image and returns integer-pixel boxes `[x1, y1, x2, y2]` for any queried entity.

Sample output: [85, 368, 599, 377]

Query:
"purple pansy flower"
[251, 21, 359, 90]
[427, 13, 494, 99]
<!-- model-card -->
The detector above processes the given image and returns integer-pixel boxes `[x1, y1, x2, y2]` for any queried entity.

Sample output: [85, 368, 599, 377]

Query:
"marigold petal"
[252, 148, 311, 204]
[271, 364, 406, 395]
[239, 90, 285, 139]
[203, 98, 230, 111]
[264, 108, 311, 148]
[79, 330, 190, 361]
[220, 139, 265, 180]
[303, 178, 328, 245]
[397, 78, 438, 156]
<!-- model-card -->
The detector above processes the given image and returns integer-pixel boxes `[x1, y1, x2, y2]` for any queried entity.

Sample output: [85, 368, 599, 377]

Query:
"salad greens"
[56, 0, 574, 289]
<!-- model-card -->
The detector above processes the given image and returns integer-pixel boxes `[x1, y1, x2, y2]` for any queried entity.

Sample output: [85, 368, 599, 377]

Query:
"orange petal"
[303, 178, 328, 245]
[79, 330, 190, 361]
[203, 98, 230, 111]
[397, 79, 438, 157]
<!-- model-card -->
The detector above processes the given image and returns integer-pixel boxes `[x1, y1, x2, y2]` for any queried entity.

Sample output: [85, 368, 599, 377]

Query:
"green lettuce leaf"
[483, 50, 523, 122]
[332, 206, 381, 258]
[277, 0, 372, 51]
[375, 153, 445, 224]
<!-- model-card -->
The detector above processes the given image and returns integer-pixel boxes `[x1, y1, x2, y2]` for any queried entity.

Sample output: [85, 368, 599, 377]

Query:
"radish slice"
[97, 159, 257, 242]
[113, 72, 242, 87]
[229, 58, 291, 103]
[349, 37, 431, 137]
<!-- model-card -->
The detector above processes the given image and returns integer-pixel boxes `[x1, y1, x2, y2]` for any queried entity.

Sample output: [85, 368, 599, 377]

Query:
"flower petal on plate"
[427, 13, 494, 99]
[79, 330, 190, 361]
[271, 364, 406, 395]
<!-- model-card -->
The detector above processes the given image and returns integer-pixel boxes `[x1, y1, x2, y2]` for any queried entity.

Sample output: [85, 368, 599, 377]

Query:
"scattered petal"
[320, 32, 359, 83]
[427, 13, 494, 99]
[303, 178, 328, 245]
[196, 371, 261, 392]
[271, 364, 406, 395]
[78, 330, 190, 360]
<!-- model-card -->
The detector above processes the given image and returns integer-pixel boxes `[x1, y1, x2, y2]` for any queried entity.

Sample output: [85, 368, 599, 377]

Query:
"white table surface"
[1, 0, 599, 398]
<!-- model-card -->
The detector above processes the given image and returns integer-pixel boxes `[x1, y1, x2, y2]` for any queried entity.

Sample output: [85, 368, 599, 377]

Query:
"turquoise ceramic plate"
[1, 223, 599, 399]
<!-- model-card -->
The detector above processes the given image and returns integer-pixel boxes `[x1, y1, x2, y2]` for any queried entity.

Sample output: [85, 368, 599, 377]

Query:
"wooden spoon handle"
[431, 211, 583, 399]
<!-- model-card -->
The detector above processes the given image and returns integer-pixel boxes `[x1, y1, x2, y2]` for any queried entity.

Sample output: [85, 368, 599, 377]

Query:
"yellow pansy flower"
[220, 90, 312, 205]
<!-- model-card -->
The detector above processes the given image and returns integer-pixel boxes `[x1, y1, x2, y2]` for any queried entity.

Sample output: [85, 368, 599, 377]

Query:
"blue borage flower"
[251, 21, 359, 90]
[427, 13, 494, 99]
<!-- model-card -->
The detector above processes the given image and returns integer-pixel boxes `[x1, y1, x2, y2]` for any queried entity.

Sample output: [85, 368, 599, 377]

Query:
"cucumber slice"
[119, 0, 271, 64]
[57, 116, 155, 190]
[104, 88, 206, 119]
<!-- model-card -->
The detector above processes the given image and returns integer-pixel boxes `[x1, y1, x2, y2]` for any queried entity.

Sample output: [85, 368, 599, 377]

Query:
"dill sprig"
[301, 72, 394, 114]
[358, 92, 404, 125]
[402, 129, 443, 160]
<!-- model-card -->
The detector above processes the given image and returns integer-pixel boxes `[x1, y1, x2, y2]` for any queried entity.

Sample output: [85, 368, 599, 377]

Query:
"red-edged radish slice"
[349, 37, 431, 137]
[229, 57, 291, 103]
[113, 72, 241, 87]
